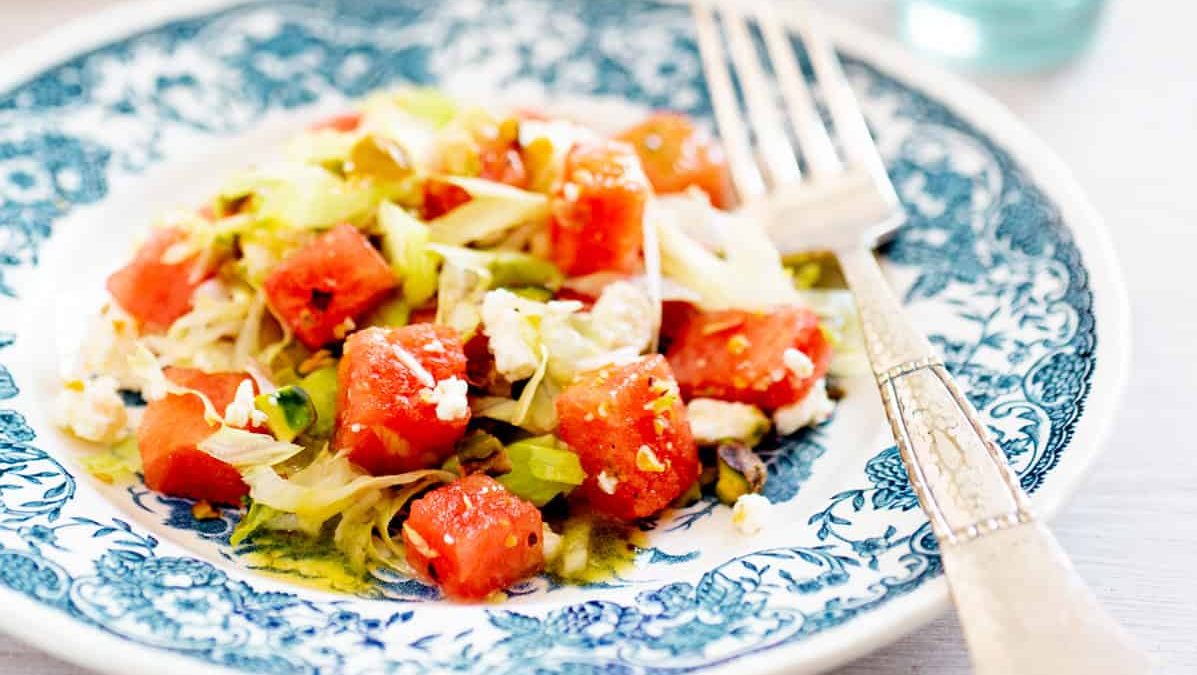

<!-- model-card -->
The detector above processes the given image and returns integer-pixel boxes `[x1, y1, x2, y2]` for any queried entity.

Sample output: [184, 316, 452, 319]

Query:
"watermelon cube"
[263, 223, 397, 349]
[549, 139, 649, 276]
[555, 355, 699, 521]
[665, 306, 831, 411]
[617, 112, 735, 209]
[403, 474, 544, 600]
[107, 227, 212, 333]
[335, 325, 470, 475]
[138, 367, 257, 505]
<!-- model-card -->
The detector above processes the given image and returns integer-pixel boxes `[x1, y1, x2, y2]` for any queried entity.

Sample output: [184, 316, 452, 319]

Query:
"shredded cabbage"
[435, 253, 491, 338]
[429, 245, 563, 291]
[653, 193, 800, 311]
[221, 436, 454, 572]
[472, 381, 560, 435]
[197, 427, 306, 470]
[473, 283, 652, 433]
[512, 346, 550, 426]
[427, 177, 549, 246]
[219, 163, 383, 230]
[378, 201, 440, 307]
[480, 283, 653, 385]
[141, 282, 256, 372]
[229, 501, 283, 546]
[81, 435, 142, 485]
[240, 450, 453, 535]
[354, 92, 445, 170]
[235, 226, 317, 288]
[127, 344, 223, 424]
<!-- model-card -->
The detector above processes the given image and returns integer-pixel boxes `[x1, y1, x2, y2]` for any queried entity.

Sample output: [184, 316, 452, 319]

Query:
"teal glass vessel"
[898, 0, 1107, 70]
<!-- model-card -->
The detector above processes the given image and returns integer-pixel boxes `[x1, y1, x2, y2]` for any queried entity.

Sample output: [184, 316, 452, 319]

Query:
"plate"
[0, 1, 1128, 673]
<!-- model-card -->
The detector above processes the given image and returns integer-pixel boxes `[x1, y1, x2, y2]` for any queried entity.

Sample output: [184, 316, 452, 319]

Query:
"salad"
[55, 88, 857, 601]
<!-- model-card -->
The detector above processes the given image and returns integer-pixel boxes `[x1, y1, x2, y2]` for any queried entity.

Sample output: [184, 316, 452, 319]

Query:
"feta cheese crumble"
[782, 347, 814, 378]
[421, 376, 470, 421]
[686, 398, 771, 445]
[731, 493, 771, 535]
[596, 470, 620, 495]
[586, 281, 654, 353]
[480, 289, 545, 381]
[77, 305, 141, 389]
[223, 378, 265, 429]
[773, 378, 835, 435]
[541, 524, 563, 563]
[55, 376, 129, 444]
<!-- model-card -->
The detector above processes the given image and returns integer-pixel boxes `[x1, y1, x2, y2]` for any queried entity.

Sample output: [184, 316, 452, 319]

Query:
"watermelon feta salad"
[55, 89, 861, 600]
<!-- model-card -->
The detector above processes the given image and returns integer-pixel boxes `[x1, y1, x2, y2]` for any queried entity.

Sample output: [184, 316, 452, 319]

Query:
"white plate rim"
[0, 1, 1131, 674]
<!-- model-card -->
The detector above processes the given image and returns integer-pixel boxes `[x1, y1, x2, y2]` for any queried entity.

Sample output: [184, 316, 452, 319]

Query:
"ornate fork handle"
[837, 246, 1152, 675]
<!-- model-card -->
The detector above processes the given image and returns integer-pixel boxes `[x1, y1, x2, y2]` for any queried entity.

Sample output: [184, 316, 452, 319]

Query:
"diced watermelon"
[403, 474, 544, 600]
[138, 367, 256, 505]
[309, 112, 362, 133]
[263, 223, 397, 349]
[617, 112, 735, 209]
[666, 306, 831, 411]
[335, 325, 470, 475]
[106, 227, 212, 334]
[549, 140, 650, 276]
[555, 355, 699, 521]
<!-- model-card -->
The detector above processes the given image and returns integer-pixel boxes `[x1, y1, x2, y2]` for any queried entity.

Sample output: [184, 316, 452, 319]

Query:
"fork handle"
[836, 246, 1152, 675]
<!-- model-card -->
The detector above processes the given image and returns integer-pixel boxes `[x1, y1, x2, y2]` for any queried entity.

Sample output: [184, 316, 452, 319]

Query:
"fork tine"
[691, 0, 765, 201]
[791, 0, 889, 181]
[718, 3, 801, 187]
[755, 1, 842, 178]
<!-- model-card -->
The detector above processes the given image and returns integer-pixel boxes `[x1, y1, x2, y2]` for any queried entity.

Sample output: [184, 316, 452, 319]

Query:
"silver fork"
[690, 1, 1151, 673]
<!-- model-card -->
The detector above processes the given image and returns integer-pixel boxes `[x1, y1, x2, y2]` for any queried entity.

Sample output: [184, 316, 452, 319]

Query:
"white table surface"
[2, 1, 1194, 673]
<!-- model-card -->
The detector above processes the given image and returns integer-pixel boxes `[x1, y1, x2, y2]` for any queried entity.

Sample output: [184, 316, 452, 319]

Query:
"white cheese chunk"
[782, 347, 814, 378]
[686, 398, 770, 445]
[222, 378, 259, 429]
[480, 289, 542, 381]
[587, 281, 654, 354]
[54, 376, 129, 444]
[421, 376, 470, 421]
[773, 378, 835, 435]
[596, 470, 619, 495]
[732, 493, 771, 535]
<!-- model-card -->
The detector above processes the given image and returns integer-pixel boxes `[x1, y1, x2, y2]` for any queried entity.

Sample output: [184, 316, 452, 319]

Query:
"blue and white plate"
[0, 1, 1128, 673]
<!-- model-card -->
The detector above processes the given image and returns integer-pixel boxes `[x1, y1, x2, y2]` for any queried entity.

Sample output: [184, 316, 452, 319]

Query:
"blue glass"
[898, 0, 1107, 70]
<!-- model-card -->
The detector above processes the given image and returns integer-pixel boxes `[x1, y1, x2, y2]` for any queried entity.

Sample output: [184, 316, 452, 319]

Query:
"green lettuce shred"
[218, 164, 383, 230]
[427, 177, 549, 246]
[378, 201, 440, 307]
[497, 435, 585, 507]
[82, 436, 142, 485]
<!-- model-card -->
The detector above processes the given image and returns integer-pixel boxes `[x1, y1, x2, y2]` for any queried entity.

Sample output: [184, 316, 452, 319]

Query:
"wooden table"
[1, 1, 1194, 673]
